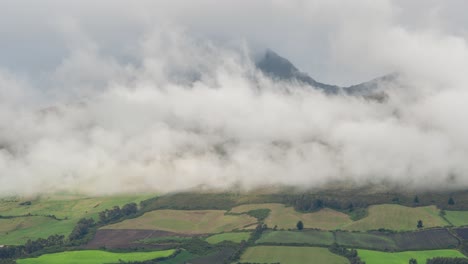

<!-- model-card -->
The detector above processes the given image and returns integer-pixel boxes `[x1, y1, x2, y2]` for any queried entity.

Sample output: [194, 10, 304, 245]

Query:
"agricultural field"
[256, 229, 459, 251]
[102, 209, 257, 234]
[336, 229, 459, 251]
[455, 227, 468, 240]
[156, 250, 195, 264]
[17, 249, 176, 264]
[342, 204, 448, 231]
[0, 194, 152, 245]
[239, 246, 349, 264]
[230, 203, 352, 230]
[358, 249, 467, 264]
[335, 231, 397, 251]
[0, 216, 72, 245]
[256, 230, 335, 246]
[391, 229, 459, 250]
[444, 210, 468, 226]
[205, 232, 251, 244]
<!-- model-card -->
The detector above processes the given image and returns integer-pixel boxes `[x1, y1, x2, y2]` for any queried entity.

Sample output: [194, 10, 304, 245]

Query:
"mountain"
[256, 49, 394, 100]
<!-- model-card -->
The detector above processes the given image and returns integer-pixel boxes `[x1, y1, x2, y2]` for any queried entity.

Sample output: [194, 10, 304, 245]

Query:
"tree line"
[0, 202, 140, 262]
[328, 243, 365, 264]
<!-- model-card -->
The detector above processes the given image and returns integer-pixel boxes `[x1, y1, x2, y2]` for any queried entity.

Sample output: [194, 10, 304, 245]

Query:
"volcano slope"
[2, 189, 468, 264]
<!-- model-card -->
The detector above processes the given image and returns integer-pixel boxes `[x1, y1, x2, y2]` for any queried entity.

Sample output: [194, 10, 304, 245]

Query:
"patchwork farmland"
[102, 209, 257, 234]
[2, 191, 468, 263]
[230, 203, 352, 230]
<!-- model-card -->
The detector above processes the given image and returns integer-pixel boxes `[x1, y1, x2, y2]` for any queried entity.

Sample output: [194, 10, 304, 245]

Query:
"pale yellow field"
[230, 203, 352, 230]
[102, 210, 257, 234]
[342, 204, 449, 231]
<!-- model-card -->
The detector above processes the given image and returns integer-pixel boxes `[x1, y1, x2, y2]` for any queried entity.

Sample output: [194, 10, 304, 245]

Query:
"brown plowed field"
[85, 229, 192, 249]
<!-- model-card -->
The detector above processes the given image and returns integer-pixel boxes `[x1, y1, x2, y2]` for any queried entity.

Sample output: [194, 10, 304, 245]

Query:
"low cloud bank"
[1, 1, 468, 195]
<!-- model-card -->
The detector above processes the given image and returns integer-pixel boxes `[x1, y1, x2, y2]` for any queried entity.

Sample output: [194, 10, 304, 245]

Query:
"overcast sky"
[1, 1, 468, 195]
[1, 0, 468, 85]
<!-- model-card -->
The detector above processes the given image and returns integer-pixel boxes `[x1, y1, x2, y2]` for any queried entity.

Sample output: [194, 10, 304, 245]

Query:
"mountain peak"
[256, 50, 340, 93]
[256, 49, 299, 80]
[256, 49, 395, 99]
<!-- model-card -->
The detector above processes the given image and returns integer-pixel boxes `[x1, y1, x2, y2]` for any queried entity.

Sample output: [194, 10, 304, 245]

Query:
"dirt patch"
[85, 229, 192, 249]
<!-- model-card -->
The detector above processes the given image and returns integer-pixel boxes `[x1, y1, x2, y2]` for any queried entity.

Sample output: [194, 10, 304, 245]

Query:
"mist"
[1, 0, 468, 195]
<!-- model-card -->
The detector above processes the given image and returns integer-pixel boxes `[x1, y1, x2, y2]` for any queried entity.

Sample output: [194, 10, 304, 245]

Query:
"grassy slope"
[230, 203, 352, 230]
[102, 210, 257, 234]
[335, 231, 398, 250]
[358, 249, 466, 264]
[445, 211, 468, 226]
[17, 249, 175, 264]
[240, 246, 348, 264]
[0, 194, 153, 245]
[205, 232, 251, 244]
[343, 204, 448, 231]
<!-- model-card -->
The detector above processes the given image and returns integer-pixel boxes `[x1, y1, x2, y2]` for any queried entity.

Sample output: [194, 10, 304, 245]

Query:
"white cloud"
[0, 1, 468, 195]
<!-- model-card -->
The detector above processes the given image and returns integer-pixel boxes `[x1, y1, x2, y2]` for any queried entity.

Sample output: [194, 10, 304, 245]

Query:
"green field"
[358, 249, 467, 264]
[230, 203, 352, 230]
[240, 246, 348, 264]
[343, 205, 448, 231]
[0, 194, 152, 245]
[335, 231, 397, 250]
[156, 250, 195, 264]
[17, 249, 176, 264]
[256, 230, 335, 246]
[205, 232, 251, 244]
[445, 210, 468, 226]
[256, 229, 459, 251]
[103, 209, 257, 234]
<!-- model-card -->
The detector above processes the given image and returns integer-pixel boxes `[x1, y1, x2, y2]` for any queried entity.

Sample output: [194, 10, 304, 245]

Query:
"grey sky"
[1, 0, 468, 85]
[1, 1, 468, 195]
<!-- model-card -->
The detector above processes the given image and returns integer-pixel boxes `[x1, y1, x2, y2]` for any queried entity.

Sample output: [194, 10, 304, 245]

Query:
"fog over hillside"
[1, 0, 468, 195]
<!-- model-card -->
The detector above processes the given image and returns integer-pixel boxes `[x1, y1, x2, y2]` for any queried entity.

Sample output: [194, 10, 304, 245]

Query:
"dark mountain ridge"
[256, 49, 396, 99]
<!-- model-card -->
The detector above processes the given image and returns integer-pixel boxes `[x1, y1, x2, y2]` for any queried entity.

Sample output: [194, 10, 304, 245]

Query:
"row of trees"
[413, 196, 455, 205]
[0, 202, 141, 262]
[98, 203, 138, 224]
[0, 234, 65, 260]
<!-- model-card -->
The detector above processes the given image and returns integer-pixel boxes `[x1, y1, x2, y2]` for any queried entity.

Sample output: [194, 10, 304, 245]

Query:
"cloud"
[0, 1, 468, 195]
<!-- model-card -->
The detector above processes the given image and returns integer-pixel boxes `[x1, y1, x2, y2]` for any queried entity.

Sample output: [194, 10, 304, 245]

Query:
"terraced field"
[358, 249, 467, 264]
[102, 210, 257, 234]
[205, 232, 251, 244]
[0, 194, 152, 245]
[17, 249, 176, 264]
[343, 204, 448, 231]
[240, 246, 349, 264]
[230, 203, 352, 230]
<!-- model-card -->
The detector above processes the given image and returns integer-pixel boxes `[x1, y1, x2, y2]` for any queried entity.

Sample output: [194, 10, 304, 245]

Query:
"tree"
[417, 220, 423, 228]
[413, 196, 419, 203]
[448, 197, 455, 205]
[122, 203, 138, 216]
[296, 220, 304, 230]
[69, 218, 95, 241]
[409, 258, 417, 264]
